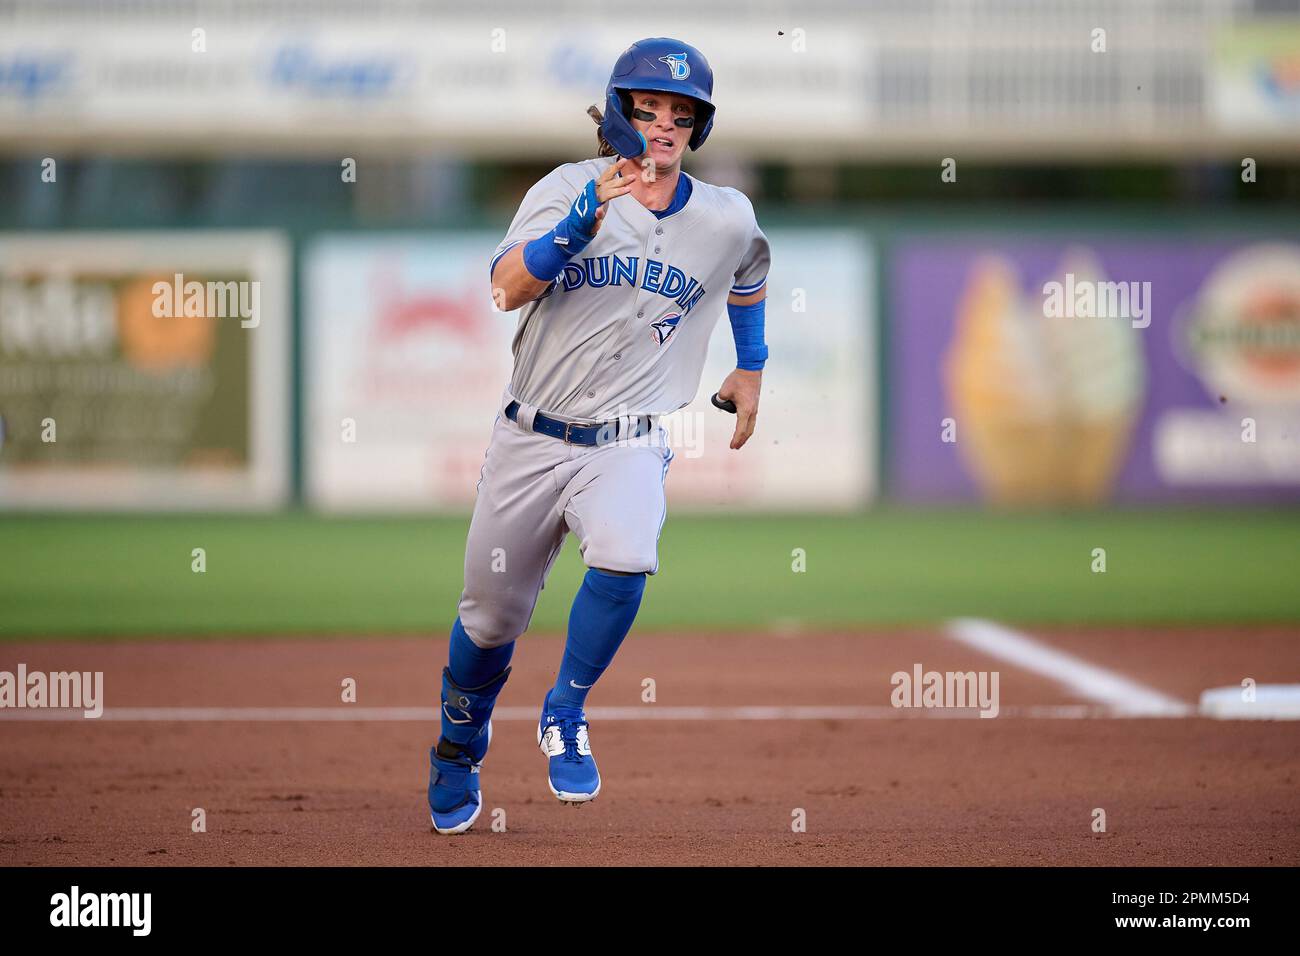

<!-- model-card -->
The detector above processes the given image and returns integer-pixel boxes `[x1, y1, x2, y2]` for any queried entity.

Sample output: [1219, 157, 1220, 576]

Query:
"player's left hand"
[716, 368, 761, 450]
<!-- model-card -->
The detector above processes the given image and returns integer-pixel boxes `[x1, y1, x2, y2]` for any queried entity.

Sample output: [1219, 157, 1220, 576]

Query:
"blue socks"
[447, 568, 645, 710]
[447, 616, 514, 688]
[551, 569, 646, 710]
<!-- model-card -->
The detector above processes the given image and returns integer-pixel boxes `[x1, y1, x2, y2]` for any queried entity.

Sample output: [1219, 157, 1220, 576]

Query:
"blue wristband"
[521, 179, 600, 282]
[728, 298, 768, 371]
[522, 230, 579, 282]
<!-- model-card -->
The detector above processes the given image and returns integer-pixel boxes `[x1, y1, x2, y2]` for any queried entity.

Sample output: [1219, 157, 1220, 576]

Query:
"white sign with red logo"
[304, 234, 514, 510]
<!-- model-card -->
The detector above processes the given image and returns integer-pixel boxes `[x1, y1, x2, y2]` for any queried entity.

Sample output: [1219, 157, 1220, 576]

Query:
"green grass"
[1, 510, 1298, 639]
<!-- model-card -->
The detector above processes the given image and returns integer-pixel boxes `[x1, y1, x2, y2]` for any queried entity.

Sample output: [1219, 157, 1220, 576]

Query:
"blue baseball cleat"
[429, 666, 509, 835]
[537, 688, 601, 803]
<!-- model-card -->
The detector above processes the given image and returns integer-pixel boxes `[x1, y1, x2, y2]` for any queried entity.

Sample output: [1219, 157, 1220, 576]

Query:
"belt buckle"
[563, 420, 590, 444]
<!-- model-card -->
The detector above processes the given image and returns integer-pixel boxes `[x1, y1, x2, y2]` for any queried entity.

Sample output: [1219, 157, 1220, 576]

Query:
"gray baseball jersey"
[458, 160, 768, 648]
[490, 156, 770, 419]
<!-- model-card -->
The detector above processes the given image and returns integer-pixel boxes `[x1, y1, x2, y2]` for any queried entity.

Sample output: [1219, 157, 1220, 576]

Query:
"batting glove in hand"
[554, 179, 601, 253]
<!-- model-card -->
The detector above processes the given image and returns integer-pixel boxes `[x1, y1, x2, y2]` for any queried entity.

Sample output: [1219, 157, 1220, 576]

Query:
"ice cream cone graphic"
[943, 251, 1145, 505]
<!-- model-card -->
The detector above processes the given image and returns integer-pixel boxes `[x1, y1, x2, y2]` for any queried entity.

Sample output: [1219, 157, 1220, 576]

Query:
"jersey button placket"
[636, 229, 657, 347]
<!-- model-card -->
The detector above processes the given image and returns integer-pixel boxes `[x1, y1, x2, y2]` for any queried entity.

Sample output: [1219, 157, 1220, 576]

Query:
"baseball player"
[428, 37, 770, 834]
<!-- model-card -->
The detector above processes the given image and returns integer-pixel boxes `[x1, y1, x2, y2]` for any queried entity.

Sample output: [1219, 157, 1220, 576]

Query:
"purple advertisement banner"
[890, 237, 1300, 505]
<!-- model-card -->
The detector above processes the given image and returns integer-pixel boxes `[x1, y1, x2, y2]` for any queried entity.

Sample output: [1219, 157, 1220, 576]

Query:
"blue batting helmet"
[601, 38, 715, 158]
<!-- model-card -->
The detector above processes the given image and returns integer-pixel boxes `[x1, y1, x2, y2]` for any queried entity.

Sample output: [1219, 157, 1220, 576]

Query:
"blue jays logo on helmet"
[658, 53, 690, 81]
[650, 312, 683, 345]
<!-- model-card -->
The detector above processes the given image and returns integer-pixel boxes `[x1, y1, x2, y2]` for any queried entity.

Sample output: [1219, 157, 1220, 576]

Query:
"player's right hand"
[589, 159, 639, 235]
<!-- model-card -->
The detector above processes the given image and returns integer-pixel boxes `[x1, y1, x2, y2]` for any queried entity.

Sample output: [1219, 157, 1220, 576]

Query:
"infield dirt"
[2, 629, 1298, 866]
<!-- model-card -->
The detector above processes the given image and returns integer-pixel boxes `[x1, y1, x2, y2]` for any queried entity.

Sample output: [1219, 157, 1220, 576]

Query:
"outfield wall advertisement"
[0, 22, 868, 153]
[304, 230, 874, 512]
[0, 232, 291, 509]
[889, 237, 1300, 505]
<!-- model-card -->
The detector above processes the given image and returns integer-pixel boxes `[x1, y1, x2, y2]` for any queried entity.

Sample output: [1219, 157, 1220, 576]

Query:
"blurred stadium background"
[2, 0, 1299, 638]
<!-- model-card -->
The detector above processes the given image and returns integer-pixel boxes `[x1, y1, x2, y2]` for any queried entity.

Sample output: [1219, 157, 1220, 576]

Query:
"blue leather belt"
[505, 401, 653, 446]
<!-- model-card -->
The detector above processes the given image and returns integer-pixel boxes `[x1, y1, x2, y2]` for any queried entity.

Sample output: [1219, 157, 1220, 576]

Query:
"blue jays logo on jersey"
[650, 312, 682, 345]
[658, 53, 690, 80]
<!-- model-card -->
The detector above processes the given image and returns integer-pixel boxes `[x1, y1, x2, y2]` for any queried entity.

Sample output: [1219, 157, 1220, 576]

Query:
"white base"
[1198, 684, 1300, 720]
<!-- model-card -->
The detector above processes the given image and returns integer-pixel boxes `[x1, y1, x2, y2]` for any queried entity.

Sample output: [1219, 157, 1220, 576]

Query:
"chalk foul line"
[945, 618, 1193, 718]
[0, 619, 1199, 724]
[3, 703, 1141, 722]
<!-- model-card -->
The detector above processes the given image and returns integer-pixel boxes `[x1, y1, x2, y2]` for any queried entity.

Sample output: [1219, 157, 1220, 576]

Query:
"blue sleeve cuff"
[730, 277, 767, 296]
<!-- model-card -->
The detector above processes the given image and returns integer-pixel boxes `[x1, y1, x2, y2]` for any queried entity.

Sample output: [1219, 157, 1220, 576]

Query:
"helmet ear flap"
[688, 102, 714, 150]
[601, 88, 647, 159]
